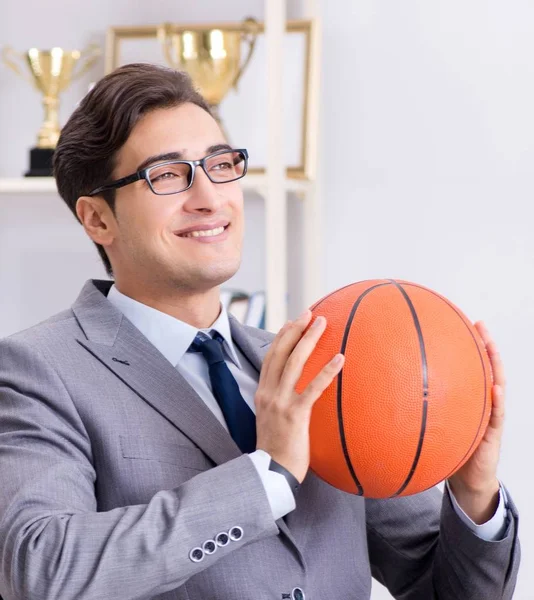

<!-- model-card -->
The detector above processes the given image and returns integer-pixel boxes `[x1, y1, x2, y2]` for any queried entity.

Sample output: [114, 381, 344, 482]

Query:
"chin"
[205, 263, 241, 287]
[174, 259, 241, 291]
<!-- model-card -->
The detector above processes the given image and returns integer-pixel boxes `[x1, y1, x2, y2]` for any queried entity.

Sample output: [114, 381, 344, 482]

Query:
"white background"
[1, 1, 533, 598]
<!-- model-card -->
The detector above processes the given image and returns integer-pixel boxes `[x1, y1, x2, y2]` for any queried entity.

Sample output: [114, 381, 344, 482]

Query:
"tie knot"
[188, 331, 225, 366]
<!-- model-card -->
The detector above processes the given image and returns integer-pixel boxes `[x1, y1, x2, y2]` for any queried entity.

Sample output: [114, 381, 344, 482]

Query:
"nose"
[181, 165, 223, 214]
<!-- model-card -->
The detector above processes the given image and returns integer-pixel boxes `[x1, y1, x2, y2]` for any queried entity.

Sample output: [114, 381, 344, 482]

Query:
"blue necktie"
[188, 331, 257, 454]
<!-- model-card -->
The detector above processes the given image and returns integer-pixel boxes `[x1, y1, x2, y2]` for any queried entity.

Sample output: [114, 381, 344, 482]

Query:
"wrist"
[448, 476, 500, 525]
[448, 474, 500, 496]
[268, 458, 301, 497]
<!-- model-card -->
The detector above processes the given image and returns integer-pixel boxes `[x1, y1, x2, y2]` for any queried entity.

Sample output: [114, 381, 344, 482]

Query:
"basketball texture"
[296, 279, 493, 498]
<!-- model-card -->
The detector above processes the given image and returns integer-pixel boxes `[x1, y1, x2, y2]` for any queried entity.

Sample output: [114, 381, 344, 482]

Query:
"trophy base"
[25, 147, 55, 177]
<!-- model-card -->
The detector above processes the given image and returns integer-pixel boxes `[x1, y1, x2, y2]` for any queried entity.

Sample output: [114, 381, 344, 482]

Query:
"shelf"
[0, 178, 57, 194]
[0, 175, 312, 196]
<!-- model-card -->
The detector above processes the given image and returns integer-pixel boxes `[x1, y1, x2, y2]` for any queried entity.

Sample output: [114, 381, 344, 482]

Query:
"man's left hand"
[447, 321, 504, 524]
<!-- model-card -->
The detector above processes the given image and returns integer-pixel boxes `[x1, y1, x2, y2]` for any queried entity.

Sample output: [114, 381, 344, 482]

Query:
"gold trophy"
[1, 45, 100, 176]
[157, 19, 259, 134]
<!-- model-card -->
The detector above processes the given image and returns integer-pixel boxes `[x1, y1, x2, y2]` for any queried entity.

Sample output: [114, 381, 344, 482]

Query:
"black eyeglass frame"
[88, 148, 249, 197]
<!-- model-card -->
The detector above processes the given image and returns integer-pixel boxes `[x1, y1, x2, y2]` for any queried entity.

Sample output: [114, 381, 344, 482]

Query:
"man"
[0, 64, 520, 600]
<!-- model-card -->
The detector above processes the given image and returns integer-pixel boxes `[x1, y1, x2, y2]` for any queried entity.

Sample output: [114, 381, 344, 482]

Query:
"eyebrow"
[136, 143, 233, 172]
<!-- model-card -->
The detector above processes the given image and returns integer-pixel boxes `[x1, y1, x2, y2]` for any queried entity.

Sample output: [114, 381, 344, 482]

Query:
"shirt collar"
[107, 284, 242, 369]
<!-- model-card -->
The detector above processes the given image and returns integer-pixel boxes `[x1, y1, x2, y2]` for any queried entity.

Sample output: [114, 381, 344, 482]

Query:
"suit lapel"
[228, 314, 273, 373]
[72, 280, 241, 466]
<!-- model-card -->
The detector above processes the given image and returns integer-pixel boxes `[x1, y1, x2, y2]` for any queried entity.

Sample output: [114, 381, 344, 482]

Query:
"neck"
[113, 280, 222, 329]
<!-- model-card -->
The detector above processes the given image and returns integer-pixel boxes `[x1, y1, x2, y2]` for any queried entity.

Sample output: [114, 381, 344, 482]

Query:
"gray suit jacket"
[0, 280, 520, 600]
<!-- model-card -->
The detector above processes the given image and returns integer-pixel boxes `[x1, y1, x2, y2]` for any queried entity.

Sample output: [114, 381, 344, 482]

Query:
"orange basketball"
[297, 279, 493, 498]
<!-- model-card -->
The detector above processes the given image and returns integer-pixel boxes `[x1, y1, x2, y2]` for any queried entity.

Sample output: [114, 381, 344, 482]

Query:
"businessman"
[0, 64, 520, 599]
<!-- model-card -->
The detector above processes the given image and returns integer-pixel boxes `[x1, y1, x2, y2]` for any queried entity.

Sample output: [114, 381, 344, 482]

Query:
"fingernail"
[333, 354, 344, 365]
[299, 309, 310, 320]
[312, 316, 325, 328]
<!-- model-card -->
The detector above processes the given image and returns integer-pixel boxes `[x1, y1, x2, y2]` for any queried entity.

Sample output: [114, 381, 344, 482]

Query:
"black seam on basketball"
[398, 283, 489, 480]
[389, 280, 429, 497]
[338, 281, 393, 496]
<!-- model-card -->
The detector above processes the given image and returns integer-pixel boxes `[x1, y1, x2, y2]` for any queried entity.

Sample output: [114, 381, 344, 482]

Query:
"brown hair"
[53, 63, 211, 276]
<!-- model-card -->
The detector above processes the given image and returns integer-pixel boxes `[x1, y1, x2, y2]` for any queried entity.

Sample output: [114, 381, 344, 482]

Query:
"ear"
[76, 196, 117, 248]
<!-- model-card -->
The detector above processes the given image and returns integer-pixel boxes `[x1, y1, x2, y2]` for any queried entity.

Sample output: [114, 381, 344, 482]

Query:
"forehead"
[117, 103, 225, 169]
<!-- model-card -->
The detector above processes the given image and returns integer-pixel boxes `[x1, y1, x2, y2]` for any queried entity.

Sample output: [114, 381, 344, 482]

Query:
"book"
[229, 296, 250, 323]
[245, 291, 266, 329]
[220, 288, 266, 330]
[220, 288, 248, 311]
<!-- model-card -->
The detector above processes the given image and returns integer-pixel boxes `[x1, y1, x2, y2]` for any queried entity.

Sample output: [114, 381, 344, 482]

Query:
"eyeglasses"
[88, 148, 249, 197]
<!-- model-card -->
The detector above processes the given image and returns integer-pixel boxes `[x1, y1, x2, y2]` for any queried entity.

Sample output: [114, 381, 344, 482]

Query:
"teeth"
[182, 226, 226, 238]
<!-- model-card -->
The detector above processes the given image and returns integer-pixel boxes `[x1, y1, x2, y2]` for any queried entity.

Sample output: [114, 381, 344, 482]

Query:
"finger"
[475, 321, 496, 355]
[487, 384, 505, 435]
[278, 315, 328, 396]
[262, 310, 313, 391]
[474, 321, 506, 388]
[297, 353, 345, 409]
[474, 320, 491, 346]
[488, 344, 506, 388]
[258, 320, 292, 386]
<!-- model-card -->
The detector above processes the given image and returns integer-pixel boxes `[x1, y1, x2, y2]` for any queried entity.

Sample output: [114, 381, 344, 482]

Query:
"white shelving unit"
[0, 1, 322, 332]
[0, 178, 58, 194]
[263, 0, 322, 330]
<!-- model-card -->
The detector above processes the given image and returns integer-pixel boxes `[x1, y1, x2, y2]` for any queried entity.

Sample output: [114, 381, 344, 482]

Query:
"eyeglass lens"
[148, 150, 246, 194]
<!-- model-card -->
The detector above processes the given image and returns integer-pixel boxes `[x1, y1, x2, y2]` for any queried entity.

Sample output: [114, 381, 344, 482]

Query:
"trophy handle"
[71, 44, 101, 82]
[158, 23, 179, 68]
[1, 46, 34, 85]
[231, 17, 259, 91]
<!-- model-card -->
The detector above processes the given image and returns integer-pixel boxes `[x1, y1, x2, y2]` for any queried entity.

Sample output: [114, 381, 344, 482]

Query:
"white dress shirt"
[107, 284, 508, 540]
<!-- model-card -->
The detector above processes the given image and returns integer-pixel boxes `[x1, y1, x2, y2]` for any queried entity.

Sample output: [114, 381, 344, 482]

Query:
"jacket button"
[292, 587, 305, 600]
[202, 540, 217, 555]
[189, 547, 204, 563]
[229, 526, 244, 541]
[215, 532, 230, 547]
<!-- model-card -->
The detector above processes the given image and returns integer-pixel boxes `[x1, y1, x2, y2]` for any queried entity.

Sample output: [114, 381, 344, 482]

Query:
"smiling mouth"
[176, 224, 230, 239]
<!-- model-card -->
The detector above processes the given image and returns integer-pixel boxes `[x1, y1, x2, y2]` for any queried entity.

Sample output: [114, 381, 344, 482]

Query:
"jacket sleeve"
[0, 337, 279, 600]
[366, 484, 520, 599]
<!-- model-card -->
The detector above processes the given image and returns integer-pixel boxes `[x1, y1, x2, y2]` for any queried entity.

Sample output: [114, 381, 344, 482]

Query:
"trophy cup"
[1, 45, 100, 176]
[157, 18, 259, 135]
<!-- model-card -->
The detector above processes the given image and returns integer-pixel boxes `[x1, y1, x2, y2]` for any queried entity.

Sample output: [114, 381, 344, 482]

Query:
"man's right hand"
[254, 309, 345, 483]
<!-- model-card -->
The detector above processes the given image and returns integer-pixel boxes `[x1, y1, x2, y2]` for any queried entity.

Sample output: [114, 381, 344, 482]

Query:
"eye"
[149, 164, 189, 183]
[211, 160, 233, 171]
[152, 171, 178, 182]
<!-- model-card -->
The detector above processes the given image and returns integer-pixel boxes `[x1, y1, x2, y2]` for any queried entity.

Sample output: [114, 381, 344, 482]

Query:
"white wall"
[1, 0, 533, 598]
[317, 1, 534, 598]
